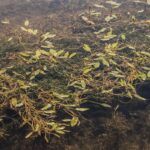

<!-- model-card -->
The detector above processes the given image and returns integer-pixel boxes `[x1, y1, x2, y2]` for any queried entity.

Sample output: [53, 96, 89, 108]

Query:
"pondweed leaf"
[21, 27, 38, 35]
[69, 52, 77, 58]
[71, 117, 79, 127]
[63, 119, 71, 122]
[100, 103, 112, 108]
[25, 132, 33, 139]
[93, 4, 106, 9]
[75, 108, 89, 111]
[101, 30, 117, 41]
[34, 124, 40, 132]
[41, 32, 56, 41]
[100, 58, 110, 67]
[1, 18, 10, 24]
[64, 52, 69, 58]
[41, 104, 52, 111]
[24, 19, 29, 27]
[81, 16, 95, 25]
[83, 68, 92, 74]
[94, 27, 107, 35]
[106, 1, 121, 8]
[121, 34, 126, 40]
[134, 94, 146, 101]
[11, 98, 18, 107]
[142, 67, 150, 71]
[93, 62, 100, 69]
[141, 51, 150, 57]
[81, 80, 86, 89]
[7, 37, 13, 42]
[44, 110, 55, 114]
[83, 44, 91, 52]
[147, 71, 150, 78]
[41, 41, 54, 49]
[138, 72, 147, 80]
[0, 69, 6, 74]
[105, 14, 117, 22]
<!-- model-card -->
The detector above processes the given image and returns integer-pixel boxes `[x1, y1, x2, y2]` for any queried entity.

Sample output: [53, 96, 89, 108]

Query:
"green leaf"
[21, 27, 28, 32]
[142, 67, 150, 71]
[83, 68, 92, 74]
[139, 72, 147, 80]
[106, 1, 121, 8]
[93, 4, 106, 9]
[69, 52, 77, 58]
[25, 132, 33, 139]
[49, 49, 58, 57]
[141, 51, 150, 57]
[93, 62, 100, 69]
[64, 52, 69, 58]
[100, 103, 111, 108]
[1, 18, 10, 24]
[24, 19, 29, 27]
[11, 98, 18, 107]
[94, 28, 107, 34]
[134, 94, 146, 101]
[81, 80, 86, 89]
[71, 117, 79, 127]
[35, 124, 40, 132]
[0, 69, 6, 74]
[63, 119, 71, 122]
[81, 16, 95, 25]
[53, 92, 69, 100]
[41, 32, 56, 41]
[147, 71, 150, 78]
[75, 108, 89, 111]
[41, 104, 52, 111]
[101, 34, 117, 41]
[83, 44, 91, 52]
[105, 14, 117, 22]
[35, 50, 42, 59]
[101, 58, 110, 67]
[121, 34, 126, 40]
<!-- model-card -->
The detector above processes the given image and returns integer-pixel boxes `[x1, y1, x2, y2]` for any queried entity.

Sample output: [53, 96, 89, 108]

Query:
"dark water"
[0, 0, 150, 150]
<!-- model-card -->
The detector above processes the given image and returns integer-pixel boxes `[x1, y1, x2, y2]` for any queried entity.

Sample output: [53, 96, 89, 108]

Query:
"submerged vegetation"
[0, 0, 150, 147]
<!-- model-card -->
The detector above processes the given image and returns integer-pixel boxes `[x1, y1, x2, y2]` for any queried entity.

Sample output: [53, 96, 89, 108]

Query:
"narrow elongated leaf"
[75, 108, 89, 111]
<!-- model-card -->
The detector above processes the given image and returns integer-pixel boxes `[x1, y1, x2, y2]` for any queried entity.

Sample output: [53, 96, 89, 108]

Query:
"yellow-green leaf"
[71, 117, 79, 127]
[25, 132, 33, 139]
[83, 68, 92, 74]
[24, 19, 29, 27]
[69, 52, 77, 58]
[83, 44, 91, 52]
[75, 108, 89, 111]
[100, 103, 111, 108]
[11, 98, 17, 107]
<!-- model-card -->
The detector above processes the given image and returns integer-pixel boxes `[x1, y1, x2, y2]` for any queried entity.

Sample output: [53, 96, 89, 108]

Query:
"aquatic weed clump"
[0, 20, 88, 141]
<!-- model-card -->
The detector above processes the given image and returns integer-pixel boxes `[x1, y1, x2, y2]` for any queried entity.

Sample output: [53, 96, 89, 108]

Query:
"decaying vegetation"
[0, 0, 150, 146]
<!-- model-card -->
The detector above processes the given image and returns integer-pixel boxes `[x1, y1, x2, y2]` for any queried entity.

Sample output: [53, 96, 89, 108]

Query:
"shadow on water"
[0, 0, 150, 150]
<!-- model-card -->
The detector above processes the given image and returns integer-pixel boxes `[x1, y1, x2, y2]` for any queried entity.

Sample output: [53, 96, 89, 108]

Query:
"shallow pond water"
[0, 0, 150, 150]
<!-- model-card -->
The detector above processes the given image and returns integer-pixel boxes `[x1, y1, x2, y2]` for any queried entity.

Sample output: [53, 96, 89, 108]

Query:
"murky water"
[0, 0, 150, 150]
